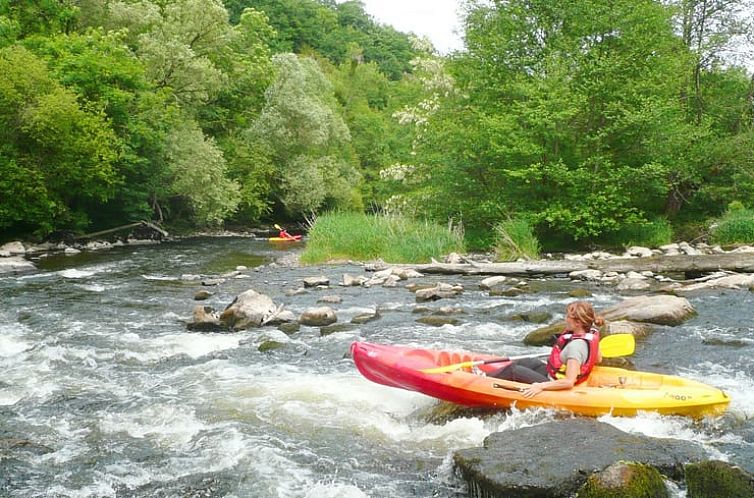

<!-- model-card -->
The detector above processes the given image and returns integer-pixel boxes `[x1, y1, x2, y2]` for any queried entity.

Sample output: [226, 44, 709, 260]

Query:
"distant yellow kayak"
[351, 342, 730, 418]
[268, 235, 302, 242]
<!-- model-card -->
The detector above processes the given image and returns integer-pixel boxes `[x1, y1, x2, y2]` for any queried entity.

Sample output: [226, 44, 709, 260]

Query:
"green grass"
[492, 218, 541, 261]
[300, 212, 465, 264]
[594, 218, 673, 249]
[710, 207, 754, 245]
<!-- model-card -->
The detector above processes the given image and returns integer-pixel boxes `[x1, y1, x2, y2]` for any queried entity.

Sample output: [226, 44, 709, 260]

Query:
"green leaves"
[250, 53, 360, 216]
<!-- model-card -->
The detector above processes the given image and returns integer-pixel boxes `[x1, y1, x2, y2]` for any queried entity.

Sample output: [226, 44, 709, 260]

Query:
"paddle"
[420, 333, 635, 374]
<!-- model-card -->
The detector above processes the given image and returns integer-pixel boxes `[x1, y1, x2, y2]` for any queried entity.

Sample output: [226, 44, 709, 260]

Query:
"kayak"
[350, 342, 730, 418]
[268, 235, 302, 242]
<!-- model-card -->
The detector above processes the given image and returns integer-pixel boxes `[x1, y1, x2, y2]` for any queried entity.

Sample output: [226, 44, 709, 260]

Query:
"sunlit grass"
[493, 218, 540, 261]
[300, 212, 465, 264]
[711, 205, 754, 245]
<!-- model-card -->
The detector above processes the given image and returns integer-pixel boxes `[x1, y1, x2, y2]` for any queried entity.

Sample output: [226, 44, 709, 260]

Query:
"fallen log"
[74, 221, 168, 241]
[393, 252, 754, 277]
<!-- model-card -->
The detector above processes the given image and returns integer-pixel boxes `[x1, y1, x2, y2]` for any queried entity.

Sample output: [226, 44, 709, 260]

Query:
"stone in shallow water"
[453, 418, 706, 498]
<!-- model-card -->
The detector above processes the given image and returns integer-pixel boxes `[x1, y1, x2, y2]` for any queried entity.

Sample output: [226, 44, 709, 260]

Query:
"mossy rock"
[524, 322, 562, 346]
[258, 340, 286, 353]
[578, 461, 668, 498]
[320, 323, 357, 336]
[569, 288, 593, 298]
[489, 287, 528, 297]
[685, 460, 754, 498]
[413, 401, 498, 425]
[277, 322, 300, 335]
[415, 316, 461, 327]
[506, 311, 552, 324]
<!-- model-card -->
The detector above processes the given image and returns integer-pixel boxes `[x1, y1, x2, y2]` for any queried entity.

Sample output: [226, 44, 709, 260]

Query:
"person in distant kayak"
[278, 227, 293, 239]
[489, 301, 604, 398]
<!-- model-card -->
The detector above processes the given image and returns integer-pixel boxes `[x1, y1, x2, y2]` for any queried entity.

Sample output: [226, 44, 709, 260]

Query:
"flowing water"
[1, 237, 752, 498]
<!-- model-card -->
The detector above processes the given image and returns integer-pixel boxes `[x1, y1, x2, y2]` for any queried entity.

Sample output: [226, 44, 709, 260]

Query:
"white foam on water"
[0, 330, 30, 357]
[74, 283, 106, 292]
[302, 482, 369, 498]
[677, 362, 754, 419]
[376, 301, 405, 311]
[489, 405, 559, 433]
[16, 271, 55, 281]
[205, 365, 504, 455]
[459, 321, 535, 341]
[117, 331, 248, 362]
[141, 274, 179, 281]
[34, 415, 92, 465]
[44, 480, 116, 498]
[598, 412, 740, 460]
[99, 405, 206, 447]
[59, 269, 97, 279]
[466, 294, 560, 311]
[335, 306, 379, 315]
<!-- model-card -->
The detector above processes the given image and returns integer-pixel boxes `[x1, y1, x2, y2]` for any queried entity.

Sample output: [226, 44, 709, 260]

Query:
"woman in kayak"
[489, 301, 604, 398]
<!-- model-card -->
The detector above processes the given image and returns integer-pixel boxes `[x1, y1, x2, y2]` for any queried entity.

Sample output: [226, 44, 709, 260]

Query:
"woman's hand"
[521, 383, 544, 398]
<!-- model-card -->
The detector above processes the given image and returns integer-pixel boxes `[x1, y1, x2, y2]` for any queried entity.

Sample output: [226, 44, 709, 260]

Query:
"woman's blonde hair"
[566, 301, 605, 329]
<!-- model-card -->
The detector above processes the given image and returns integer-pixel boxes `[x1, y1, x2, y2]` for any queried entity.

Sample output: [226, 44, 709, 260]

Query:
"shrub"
[493, 218, 541, 261]
[710, 206, 754, 245]
[301, 212, 465, 264]
[595, 218, 673, 249]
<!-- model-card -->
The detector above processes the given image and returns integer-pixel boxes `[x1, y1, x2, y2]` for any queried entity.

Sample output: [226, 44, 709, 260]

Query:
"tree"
[0, 45, 121, 235]
[164, 120, 241, 225]
[249, 53, 361, 216]
[392, 0, 697, 243]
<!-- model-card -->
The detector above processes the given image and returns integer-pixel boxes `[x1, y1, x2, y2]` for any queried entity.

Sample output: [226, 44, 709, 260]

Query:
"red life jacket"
[545, 328, 600, 384]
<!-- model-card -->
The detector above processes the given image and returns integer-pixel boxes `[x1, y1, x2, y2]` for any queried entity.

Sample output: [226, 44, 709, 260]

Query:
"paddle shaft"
[420, 333, 635, 374]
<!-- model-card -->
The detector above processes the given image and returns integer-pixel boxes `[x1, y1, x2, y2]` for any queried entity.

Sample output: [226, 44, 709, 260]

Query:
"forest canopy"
[1, 0, 753, 251]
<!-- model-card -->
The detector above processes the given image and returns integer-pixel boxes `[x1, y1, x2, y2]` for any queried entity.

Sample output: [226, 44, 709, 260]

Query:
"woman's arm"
[520, 358, 580, 398]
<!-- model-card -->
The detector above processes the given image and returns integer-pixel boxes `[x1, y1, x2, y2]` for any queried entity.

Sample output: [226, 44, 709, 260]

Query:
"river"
[1, 237, 752, 497]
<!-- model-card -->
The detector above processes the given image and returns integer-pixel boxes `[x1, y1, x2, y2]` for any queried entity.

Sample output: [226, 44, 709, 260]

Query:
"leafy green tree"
[228, 0, 416, 79]
[0, 0, 78, 37]
[392, 0, 700, 244]
[164, 120, 241, 225]
[22, 29, 182, 228]
[249, 53, 361, 216]
[0, 45, 120, 235]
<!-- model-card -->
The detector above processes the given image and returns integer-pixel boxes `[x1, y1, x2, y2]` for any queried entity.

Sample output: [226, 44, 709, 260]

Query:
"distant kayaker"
[276, 224, 294, 240]
[489, 301, 604, 398]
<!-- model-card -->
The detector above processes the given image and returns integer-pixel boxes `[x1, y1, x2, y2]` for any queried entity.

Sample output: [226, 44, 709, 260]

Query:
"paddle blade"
[274, 224, 283, 230]
[600, 333, 635, 358]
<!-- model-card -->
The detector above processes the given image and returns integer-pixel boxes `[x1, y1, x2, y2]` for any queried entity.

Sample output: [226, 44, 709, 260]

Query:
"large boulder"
[219, 289, 277, 330]
[674, 273, 754, 293]
[0, 256, 36, 275]
[187, 305, 224, 332]
[299, 306, 337, 326]
[454, 419, 706, 498]
[524, 295, 694, 345]
[415, 283, 464, 302]
[602, 295, 695, 325]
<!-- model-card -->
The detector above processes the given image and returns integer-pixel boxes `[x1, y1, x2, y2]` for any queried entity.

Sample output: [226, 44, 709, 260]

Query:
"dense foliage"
[1, 0, 753, 252]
